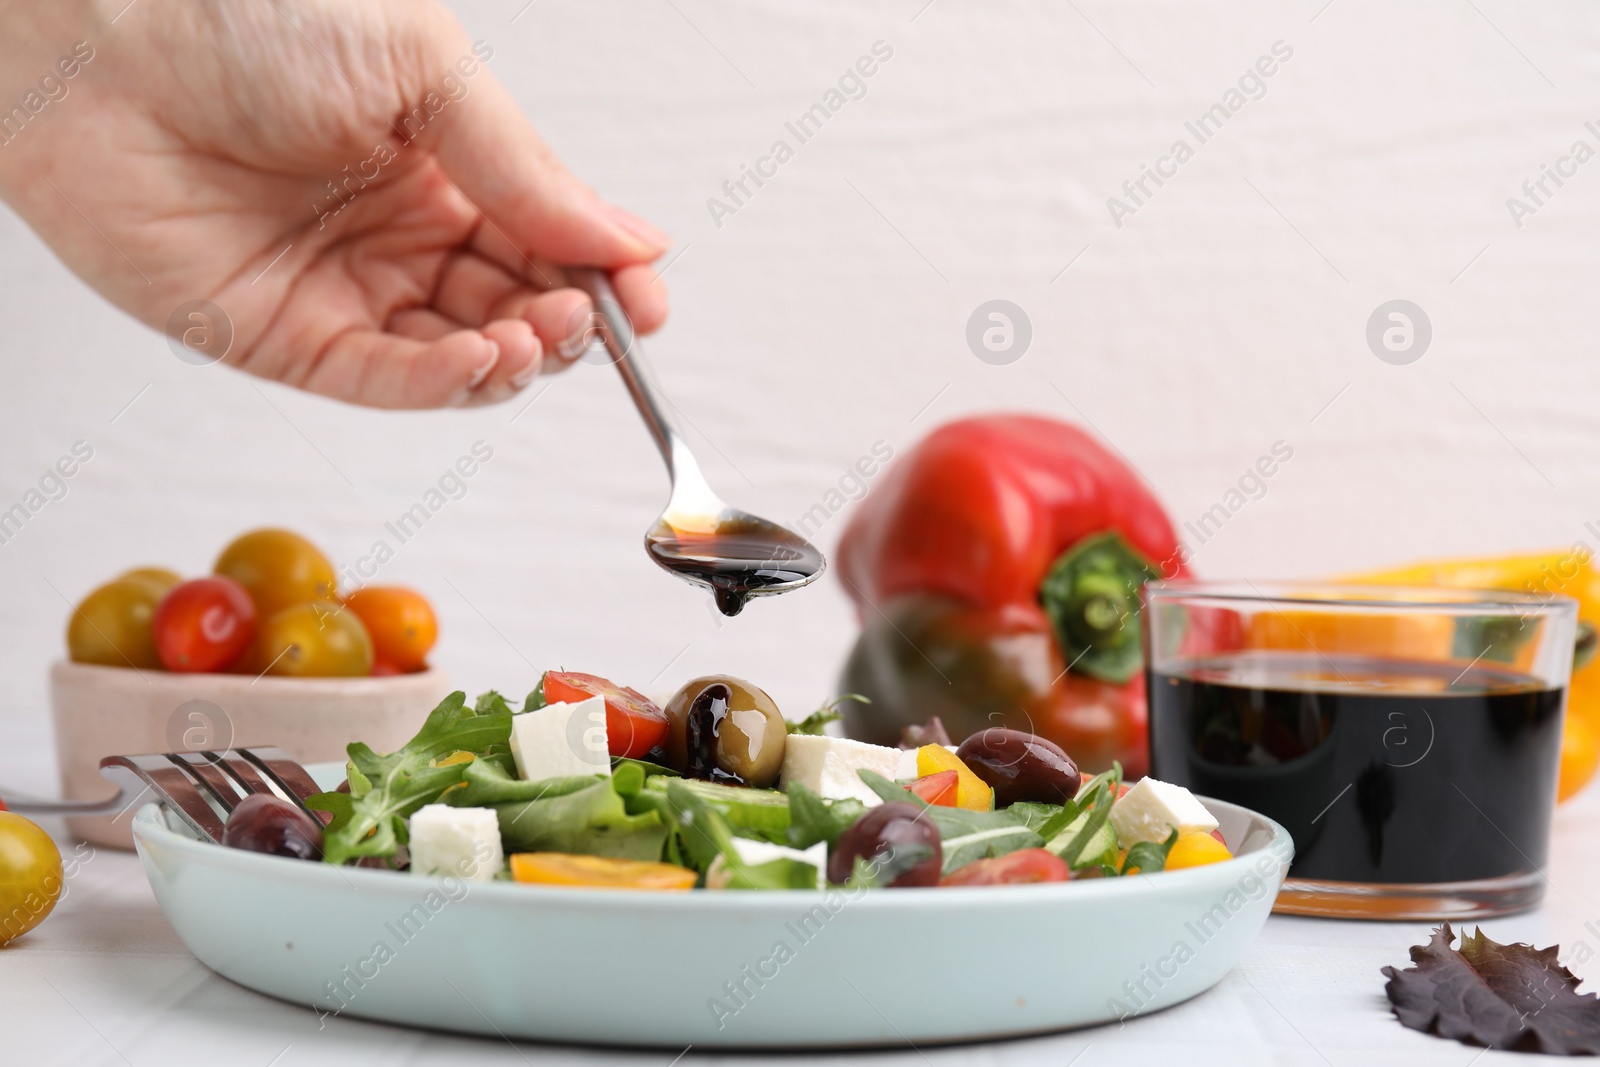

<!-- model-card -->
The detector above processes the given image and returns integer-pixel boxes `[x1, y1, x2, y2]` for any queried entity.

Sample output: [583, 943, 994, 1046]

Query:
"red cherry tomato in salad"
[909, 770, 959, 807]
[544, 671, 670, 759]
[153, 577, 257, 673]
[938, 848, 1069, 886]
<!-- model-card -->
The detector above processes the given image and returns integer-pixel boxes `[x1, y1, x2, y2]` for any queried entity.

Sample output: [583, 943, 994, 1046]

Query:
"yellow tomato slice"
[915, 745, 993, 811]
[508, 852, 697, 890]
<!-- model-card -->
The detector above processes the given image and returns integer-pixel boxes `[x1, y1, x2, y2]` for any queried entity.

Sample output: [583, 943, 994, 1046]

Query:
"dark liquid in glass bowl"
[1149, 652, 1564, 885]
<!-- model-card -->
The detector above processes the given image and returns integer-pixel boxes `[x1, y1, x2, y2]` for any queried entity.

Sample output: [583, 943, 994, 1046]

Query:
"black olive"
[955, 728, 1080, 805]
[827, 803, 942, 887]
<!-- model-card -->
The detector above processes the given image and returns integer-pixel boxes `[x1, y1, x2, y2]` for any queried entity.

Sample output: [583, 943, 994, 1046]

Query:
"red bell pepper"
[836, 415, 1185, 779]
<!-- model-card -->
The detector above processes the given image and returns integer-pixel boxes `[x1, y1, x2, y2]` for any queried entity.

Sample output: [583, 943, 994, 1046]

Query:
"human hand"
[0, 0, 670, 409]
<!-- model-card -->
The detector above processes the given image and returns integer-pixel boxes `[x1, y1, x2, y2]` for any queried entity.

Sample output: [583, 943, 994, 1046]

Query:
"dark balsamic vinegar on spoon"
[646, 515, 825, 616]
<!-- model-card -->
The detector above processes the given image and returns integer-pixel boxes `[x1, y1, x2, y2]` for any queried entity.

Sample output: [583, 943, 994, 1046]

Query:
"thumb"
[424, 51, 669, 267]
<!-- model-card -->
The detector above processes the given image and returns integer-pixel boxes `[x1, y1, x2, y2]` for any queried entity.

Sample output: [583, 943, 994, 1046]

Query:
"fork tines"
[99, 748, 322, 844]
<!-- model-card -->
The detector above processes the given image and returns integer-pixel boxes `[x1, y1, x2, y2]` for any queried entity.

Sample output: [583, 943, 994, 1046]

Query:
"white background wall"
[3, 0, 1598, 791]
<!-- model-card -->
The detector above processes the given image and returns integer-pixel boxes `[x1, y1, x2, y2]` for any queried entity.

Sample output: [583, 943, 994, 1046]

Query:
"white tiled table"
[4, 742, 1598, 1066]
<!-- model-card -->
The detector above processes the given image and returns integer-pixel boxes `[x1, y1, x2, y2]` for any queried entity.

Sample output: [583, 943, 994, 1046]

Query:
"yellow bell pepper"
[915, 745, 993, 810]
[1344, 548, 1600, 802]
[509, 852, 698, 890]
[1165, 832, 1232, 870]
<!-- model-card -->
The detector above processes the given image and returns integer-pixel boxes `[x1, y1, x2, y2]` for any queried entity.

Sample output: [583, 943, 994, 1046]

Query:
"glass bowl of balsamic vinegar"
[1144, 581, 1577, 920]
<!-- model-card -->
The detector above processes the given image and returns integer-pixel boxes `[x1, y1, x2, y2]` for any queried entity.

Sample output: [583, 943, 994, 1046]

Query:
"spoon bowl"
[569, 270, 825, 615]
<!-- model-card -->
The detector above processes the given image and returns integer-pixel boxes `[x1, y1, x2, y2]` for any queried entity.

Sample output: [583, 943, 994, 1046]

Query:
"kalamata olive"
[221, 793, 324, 860]
[955, 728, 1080, 805]
[663, 675, 786, 787]
[827, 802, 942, 887]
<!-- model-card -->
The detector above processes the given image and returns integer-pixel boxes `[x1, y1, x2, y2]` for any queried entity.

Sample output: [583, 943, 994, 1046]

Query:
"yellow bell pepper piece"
[1165, 832, 1232, 870]
[509, 852, 698, 890]
[1344, 547, 1600, 801]
[916, 745, 992, 810]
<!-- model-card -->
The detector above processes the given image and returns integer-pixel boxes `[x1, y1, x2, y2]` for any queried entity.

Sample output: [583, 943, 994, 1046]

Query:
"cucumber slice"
[1045, 808, 1116, 869]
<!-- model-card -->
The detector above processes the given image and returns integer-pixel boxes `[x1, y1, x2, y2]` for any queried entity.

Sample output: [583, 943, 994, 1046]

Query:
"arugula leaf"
[494, 776, 668, 861]
[442, 755, 601, 808]
[312, 690, 514, 865]
[1053, 784, 1113, 868]
[785, 783, 866, 850]
[1384, 923, 1600, 1054]
[1122, 829, 1178, 875]
[643, 776, 791, 841]
[1033, 798, 1084, 841]
[520, 675, 547, 714]
[731, 858, 824, 890]
[661, 782, 821, 889]
[1010, 800, 1071, 833]
[786, 694, 868, 736]
[857, 770, 1041, 873]
[661, 780, 731, 874]
[1051, 763, 1122, 868]
[305, 788, 354, 835]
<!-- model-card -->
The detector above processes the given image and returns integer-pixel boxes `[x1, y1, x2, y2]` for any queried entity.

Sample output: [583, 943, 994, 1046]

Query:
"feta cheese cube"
[781, 734, 903, 806]
[509, 697, 611, 782]
[896, 748, 921, 780]
[408, 804, 503, 881]
[1110, 778, 1218, 847]
[706, 838, 828, 889]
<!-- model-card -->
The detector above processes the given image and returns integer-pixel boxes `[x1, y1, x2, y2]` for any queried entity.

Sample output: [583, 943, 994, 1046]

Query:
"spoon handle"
[566, 269, 680, 472]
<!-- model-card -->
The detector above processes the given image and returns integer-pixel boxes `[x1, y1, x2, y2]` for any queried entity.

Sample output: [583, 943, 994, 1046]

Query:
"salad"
[217, 671, 1236, 889]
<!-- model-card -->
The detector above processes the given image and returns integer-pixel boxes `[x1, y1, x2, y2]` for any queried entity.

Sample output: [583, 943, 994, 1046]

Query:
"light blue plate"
[130, 782, 1292, 1048]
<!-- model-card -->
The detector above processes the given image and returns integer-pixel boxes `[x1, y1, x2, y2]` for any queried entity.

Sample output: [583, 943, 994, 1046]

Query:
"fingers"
[296, 321, 539, 410]
[430, 70, 671, 269]
[429, 251, 668, 374]
[612, 264, 669, 335]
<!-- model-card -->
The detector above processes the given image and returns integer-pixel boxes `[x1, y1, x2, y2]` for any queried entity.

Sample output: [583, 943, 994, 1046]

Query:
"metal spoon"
[567, 269, 824, 616]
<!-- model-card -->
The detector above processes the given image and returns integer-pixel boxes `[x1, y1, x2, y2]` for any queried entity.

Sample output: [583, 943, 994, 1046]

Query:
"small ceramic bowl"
[50, 660, 451, 849]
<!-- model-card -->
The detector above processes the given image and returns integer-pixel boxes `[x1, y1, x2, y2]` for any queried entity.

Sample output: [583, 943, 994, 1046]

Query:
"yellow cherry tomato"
[252, 602, 373, 677]
[65, 577, 165, 668]
[215, 529, 337, 618]
[120, 567, 183, 594]
[509, 852, 697, 890]
[0, 812, 63, 945]
[916, 744, 993, 810]
[1165, 831, 1233, 870]
[342, 586, 437, 673]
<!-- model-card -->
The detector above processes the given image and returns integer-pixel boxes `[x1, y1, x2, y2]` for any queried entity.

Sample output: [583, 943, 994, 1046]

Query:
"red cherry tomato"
[543, 671, 670, 759]
[153, 577, 257, 673]
[909, 770, 959, 807]
[938, 848, 1070, 886]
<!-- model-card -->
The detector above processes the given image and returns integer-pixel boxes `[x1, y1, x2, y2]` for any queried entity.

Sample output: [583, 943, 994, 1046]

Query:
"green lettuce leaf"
[642, 776, 791, 841]
[494, 775, 668, 861]
[1123, 828, 1179, 875]
[661, 782, 819, 889]
[857, 770, 1042, 874]
[442, 754, 600, 808]
[309, 689, 515, 866]
[786, 694, 868, 736]
[1009, 800, 1071, 833]
[785, 783, 866, 850]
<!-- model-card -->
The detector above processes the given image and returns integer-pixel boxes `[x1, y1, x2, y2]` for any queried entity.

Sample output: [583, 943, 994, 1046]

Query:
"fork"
[3, 748, 322, 844]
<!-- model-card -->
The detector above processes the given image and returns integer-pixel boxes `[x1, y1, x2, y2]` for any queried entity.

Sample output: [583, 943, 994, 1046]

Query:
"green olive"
[663, 674, 786, 787]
